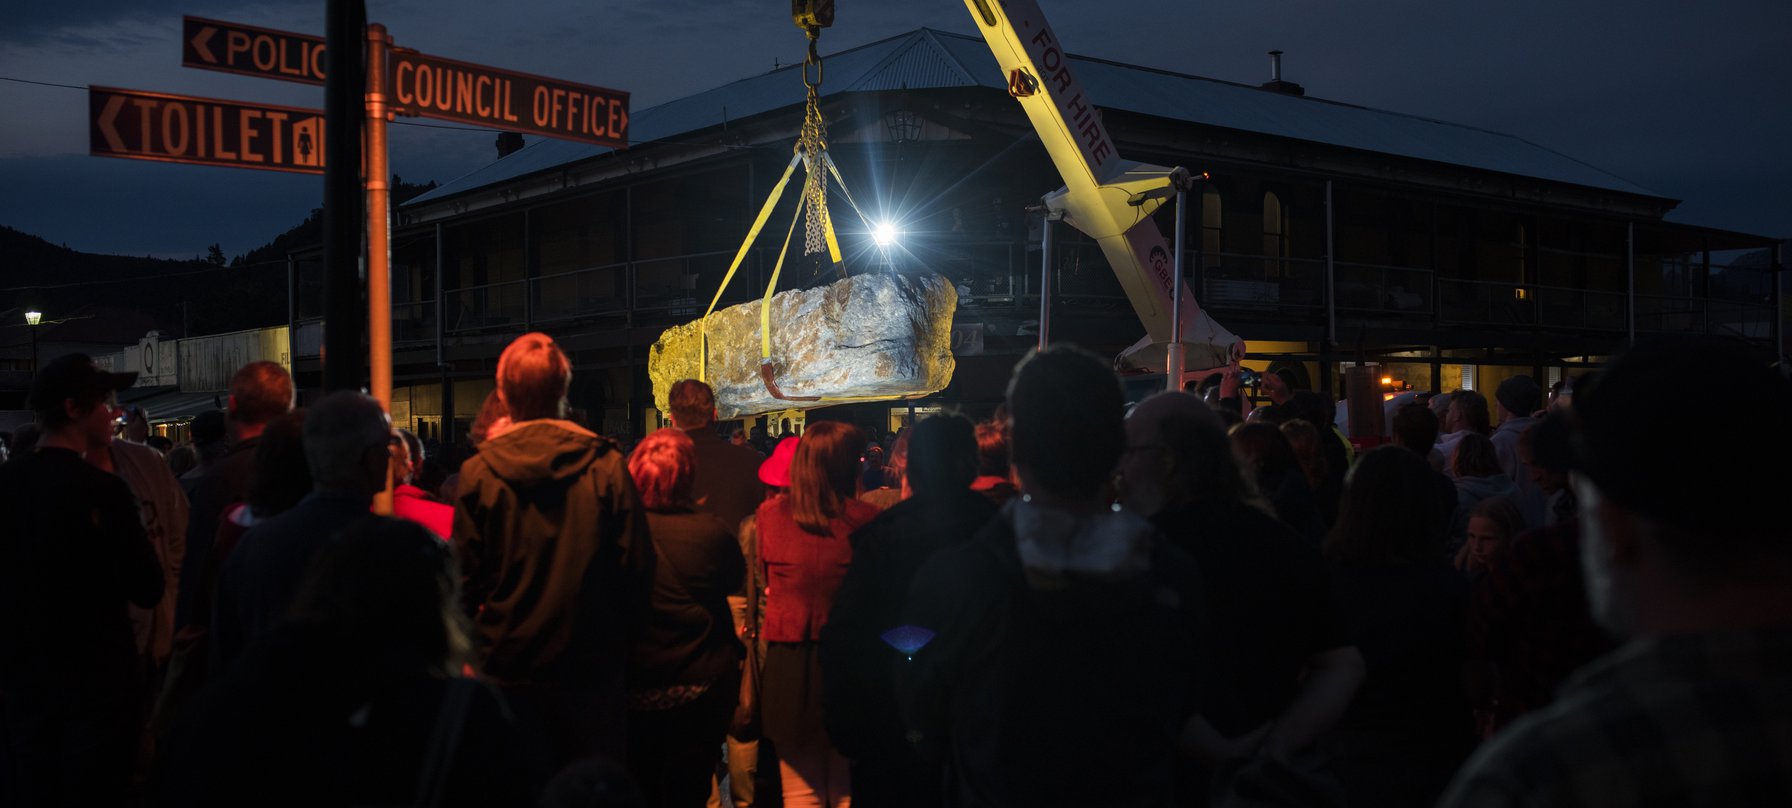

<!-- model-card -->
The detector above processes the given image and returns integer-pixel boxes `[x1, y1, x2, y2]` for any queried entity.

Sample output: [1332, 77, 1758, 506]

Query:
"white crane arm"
[963, 0, 1245, 372]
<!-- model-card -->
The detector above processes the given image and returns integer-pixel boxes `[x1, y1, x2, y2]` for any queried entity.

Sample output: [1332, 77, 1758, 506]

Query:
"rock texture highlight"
[650, 272, 957, 419]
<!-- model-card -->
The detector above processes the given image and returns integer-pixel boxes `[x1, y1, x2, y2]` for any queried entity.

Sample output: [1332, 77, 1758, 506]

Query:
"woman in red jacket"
[756, 421, 879, 807]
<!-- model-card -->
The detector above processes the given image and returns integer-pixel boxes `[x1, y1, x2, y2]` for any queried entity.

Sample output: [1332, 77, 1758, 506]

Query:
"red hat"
[759, 436, 799, 488]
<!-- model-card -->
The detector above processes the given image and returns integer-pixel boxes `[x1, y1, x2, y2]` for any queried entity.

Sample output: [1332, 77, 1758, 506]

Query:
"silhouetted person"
[1120, 392, 1364, 800]
[668, 379, 765, 533]
[822, 413, 996, 807]
[177, 361, 294, 630]
[159, 518, 542, 807]
[1230, 421, 1325, 542]
[899, 346, 1212, 807]
[1444, 336, 1792, 805]
[451, 332, 651, 766]
[1324, 446, 1474, 806]
[153, 409, 313, 736]
[211, 392, 388, 674]
[0, 354, 162, 806]
[624, 427, 745, 808]
[1490, 376, 1545, 527]
[1449, 432, 1518, 554]
[391, 427, 453, 540]
[969, 419, 1017, 504]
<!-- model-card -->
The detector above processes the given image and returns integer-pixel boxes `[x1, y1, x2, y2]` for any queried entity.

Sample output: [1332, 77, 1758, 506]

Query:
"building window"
[1263, 191, 1287, 276]
[1202, 186, 1222, 269]
[1513, 223, 1530, 300]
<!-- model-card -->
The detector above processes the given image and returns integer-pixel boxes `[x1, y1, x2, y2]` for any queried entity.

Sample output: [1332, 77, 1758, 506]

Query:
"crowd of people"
[1, 331, 1788, 807]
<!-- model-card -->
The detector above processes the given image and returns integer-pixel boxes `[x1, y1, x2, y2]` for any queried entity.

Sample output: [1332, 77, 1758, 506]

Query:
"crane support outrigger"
[963, 0, 1246, 384]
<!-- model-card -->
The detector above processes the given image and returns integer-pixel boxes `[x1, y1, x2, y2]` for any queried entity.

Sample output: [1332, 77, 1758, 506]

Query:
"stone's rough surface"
[650, 272, 958, 419]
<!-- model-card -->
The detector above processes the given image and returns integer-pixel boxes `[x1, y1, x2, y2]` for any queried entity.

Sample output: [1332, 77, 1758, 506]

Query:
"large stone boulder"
[649, 271, 957, 419]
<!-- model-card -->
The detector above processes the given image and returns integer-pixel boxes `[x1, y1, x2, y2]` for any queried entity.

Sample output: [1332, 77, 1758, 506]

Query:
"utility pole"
[322, 0, 366, 392]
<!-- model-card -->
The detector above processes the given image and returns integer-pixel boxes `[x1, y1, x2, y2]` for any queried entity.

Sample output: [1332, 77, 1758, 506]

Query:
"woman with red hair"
[625, 428, 746, 808]
[756, 421, 878, 807]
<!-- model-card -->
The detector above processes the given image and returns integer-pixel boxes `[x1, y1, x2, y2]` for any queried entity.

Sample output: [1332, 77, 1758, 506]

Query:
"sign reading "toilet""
[88, 86, 326, 174]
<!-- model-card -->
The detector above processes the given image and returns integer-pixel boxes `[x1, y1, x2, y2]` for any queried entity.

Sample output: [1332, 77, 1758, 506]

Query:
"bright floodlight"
[872, 221, 900, 247]
[24, 310, 41, 326]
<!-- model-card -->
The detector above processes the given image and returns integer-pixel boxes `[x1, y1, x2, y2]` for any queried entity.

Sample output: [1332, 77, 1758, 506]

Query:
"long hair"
[1278, 418, 1330, 494]
[1450, 431, 1502, 478]
[1327, 445, 1449, 565]
[1157, 402, 1271, 514]
[1449, 390, 1492, 435]
[628, 428, 695, 511]
[788, 420, 865, 535]
[1230, 422, 1302, 483]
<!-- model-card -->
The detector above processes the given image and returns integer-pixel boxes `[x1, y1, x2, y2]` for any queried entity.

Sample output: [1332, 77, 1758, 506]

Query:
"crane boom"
[963, 0, 1244, 374]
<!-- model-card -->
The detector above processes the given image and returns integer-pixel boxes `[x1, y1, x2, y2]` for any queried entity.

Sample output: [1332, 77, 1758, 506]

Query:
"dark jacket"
[211, 490, 377, 673]
[451, 420, 652, 684]
[628, 509, 746, 690]
[684, 425, 765, 534]
[176, 435, 258, 628]
[0, 446, 162, 692]
[1154, 498, 1348, 737]
[897, 507, 1211, 808]
[820, 489, 996, 761]
[158, 624, 543, 808]
[0, 447, 163, 806]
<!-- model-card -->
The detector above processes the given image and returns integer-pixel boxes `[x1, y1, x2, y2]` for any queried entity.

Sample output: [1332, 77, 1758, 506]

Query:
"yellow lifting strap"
[698, 152, 803, 382]
[761, 192, 808, 361]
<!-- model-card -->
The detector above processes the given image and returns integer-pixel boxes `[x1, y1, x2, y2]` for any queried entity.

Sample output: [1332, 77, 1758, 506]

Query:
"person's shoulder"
[1441, 688, 1622, 806]
[844, 497, 882, 521]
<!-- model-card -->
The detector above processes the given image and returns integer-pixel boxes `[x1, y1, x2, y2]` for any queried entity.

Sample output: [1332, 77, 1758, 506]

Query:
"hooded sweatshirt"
[1450, 472, 1519, 553]
[450, 420, 652, 685]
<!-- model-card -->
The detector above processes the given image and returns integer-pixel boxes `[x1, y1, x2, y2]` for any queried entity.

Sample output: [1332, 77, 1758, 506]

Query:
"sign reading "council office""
[389, 50, 629, 149]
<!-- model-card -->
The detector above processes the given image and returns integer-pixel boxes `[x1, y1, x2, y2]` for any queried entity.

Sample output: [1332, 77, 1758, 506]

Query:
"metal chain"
[799, 32, 830, 256]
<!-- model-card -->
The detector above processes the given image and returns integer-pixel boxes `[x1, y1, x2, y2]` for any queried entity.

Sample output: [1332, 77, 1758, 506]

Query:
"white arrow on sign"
[96, 93, 127, 152]
[190, 24, 217, 64]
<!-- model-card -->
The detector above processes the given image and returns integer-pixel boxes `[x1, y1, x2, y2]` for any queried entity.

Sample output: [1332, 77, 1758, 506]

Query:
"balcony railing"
[412, 244, 1771, 343]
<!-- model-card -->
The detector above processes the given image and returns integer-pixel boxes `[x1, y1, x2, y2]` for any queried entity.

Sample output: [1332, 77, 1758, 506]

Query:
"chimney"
[1259, 50, 1306, 96]
[495, 131, 525, 159]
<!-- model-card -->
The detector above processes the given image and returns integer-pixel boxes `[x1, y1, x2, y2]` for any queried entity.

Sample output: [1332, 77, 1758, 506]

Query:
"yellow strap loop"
[761, 192, 808, 360]
[699, 152, 803, 382]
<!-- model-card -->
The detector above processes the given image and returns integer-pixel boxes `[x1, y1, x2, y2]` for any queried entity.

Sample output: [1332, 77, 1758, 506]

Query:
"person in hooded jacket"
[1448, 432, 1519, 557]
[821, 413, 996, 807]
[451, 332, 653, 768]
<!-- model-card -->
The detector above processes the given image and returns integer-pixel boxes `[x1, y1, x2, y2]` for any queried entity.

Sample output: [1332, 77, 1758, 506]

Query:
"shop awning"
[118, 387, 227, 424]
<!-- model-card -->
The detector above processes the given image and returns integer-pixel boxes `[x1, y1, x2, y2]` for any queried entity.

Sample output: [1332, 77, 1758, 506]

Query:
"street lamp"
[24, 310, 41, 374]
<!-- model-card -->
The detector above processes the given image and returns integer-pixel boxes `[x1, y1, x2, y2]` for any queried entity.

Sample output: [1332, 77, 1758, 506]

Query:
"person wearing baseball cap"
[1443, 336, 1792, 805]
[0, 354, 163, 805]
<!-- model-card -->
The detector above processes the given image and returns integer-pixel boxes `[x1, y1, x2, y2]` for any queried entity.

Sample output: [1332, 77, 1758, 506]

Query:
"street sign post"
[128, 11, 632, 497]
[182, 16, 328, 85]
[89, 86, 326, 173]
[389, 50, 629, 148]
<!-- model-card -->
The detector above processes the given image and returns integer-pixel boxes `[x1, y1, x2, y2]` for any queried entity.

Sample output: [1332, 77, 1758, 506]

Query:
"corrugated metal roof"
[408, 27, 1657, 207]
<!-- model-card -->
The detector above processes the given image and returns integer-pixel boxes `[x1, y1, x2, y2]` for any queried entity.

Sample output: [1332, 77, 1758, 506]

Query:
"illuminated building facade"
[291, 28, 1780, 441]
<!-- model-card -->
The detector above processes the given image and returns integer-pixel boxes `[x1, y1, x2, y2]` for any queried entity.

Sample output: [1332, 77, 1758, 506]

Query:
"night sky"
[2, 0, 1787, 261]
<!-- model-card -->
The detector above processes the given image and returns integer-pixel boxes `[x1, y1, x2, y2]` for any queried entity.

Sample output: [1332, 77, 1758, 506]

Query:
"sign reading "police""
[182, 16, 327, 85]
[89, 87, 326, 174]
[390, 50, 629, 149]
